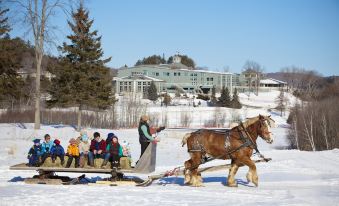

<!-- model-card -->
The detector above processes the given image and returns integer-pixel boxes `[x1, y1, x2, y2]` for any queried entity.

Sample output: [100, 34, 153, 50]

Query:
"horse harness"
[187, 123, 263, 164]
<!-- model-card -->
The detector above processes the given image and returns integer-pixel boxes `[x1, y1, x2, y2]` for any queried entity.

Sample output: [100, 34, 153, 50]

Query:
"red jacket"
[90, 139, 106, 152]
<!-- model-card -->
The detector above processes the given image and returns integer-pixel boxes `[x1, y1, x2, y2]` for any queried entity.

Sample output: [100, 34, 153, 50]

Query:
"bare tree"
[12, 0, 69, 129]
[302, 105, 316, 151]
[293, 115, 299, 150]
[180, 111, 192, 127]
[242, 60, 264, 95]
[280, 66, 321, 99]
[321, 114, 329, 150]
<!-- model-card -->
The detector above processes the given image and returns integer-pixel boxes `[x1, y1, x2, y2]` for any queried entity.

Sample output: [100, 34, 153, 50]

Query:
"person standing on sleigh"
[138, 115, 164, 158]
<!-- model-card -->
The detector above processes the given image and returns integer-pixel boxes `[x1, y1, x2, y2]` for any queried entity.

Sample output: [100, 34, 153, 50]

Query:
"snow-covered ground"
[0, 91, 338, 206]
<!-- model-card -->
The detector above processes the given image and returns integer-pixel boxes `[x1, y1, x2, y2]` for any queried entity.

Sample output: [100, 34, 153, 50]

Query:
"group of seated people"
[27, 131, 131, 169]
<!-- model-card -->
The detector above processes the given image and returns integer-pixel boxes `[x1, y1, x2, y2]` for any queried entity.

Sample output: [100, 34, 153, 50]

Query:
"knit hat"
[33, 139, 41, 144]
[54, 139, 61, 145]
[107, 132, 115, 139]
[106, 133, 114, 144]
[140, 115, 149, 122]
[69, 138, 77, 144]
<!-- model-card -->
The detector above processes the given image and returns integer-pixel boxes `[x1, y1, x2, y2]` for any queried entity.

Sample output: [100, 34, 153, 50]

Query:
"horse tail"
[182, 133, 191, 147]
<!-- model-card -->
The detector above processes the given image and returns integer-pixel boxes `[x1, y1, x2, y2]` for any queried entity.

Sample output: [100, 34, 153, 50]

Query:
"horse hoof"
[191, 183, 204, 187]
[227, 182, 238, 187]
[184, 181, 191, 185]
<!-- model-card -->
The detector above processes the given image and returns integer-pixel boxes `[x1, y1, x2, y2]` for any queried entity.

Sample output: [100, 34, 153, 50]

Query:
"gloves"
[156, 126, 166, 132]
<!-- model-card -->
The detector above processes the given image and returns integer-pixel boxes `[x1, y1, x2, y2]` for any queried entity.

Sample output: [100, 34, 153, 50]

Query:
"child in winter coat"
[50, 139, 65, 165]
[101, 136, 123, 168]
[88, 132, 106, 167]
[121, 140, 131, 158]
[40, 134, 54, 165]
[27, 139, 42, 167]
[66, 138, 80, 168]
[79, 131, 90, 168]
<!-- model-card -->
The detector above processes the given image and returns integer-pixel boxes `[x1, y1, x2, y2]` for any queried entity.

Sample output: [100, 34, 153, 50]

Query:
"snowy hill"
[0, 91, 338, 206]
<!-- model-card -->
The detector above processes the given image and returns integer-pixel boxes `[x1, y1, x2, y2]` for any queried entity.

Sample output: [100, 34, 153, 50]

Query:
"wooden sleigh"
[10, 143, 157, 186]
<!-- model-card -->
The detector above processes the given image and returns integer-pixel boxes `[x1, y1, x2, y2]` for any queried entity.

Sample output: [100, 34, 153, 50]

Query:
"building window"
[178, 72, 181, 76]
[143, 82, 146, 85]
[174, 73, 177, 76]
[156, 72, 159, 76]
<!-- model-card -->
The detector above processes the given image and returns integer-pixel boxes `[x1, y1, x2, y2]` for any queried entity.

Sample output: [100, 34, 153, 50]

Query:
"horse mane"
[241, 115, 275, 129]
[242, 116, 260, 128]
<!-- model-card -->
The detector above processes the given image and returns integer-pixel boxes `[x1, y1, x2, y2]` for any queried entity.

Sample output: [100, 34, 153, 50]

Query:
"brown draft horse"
[181, 114, 274, 187]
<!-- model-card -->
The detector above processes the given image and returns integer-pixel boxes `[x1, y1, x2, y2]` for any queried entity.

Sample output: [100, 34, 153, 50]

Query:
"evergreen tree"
[147, 81, 158, 102]
[0, 1, 10, 37]
[218, 86, 231, 107]
[231, 88, 242, 109]
[167, 54, 196, 68]
[135, 55, 166, 66]
[0, 4, 25, 108]
[48, 4, 114, 130]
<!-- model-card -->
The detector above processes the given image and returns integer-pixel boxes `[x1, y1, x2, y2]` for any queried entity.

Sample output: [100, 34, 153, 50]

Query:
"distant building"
[113, 75, 164, 94]
[116, 55, 236, 94]
[259, 78, 287, 91]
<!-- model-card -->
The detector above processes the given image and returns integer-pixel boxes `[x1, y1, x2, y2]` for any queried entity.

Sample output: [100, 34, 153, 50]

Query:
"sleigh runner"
[10, 142, 157, 185]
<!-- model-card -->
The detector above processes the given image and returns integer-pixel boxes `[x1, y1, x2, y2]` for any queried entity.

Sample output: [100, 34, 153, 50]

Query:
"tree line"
[135, 54, 196, 68]
[284, 68, 339, 151]
[0, 1, 115, 131]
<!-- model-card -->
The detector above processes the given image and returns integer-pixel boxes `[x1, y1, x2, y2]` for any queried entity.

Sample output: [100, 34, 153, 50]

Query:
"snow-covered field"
[0, 91, 338, 206]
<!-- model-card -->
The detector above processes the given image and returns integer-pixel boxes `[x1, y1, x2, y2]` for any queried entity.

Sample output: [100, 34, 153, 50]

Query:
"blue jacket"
[28, 145, 42, 157]
[41, 141, 54, 154]
[51, 145, 65, 156]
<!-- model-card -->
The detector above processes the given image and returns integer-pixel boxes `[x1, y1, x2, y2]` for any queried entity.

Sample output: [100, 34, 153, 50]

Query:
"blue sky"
[9, 0, 339, 76]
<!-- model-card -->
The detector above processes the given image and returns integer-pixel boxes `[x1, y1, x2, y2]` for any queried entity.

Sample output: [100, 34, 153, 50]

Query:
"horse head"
[257, 114, 274, 144]
[244, 115, 275, 144]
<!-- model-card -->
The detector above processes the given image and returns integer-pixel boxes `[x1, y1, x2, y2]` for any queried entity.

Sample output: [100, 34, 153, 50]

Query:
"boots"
[65, 156, 73, 168]
[101, 159, 108, 169]
[79, 156, 85, 168]
[111, 161, 120, 169]
[75, 156, 80, 168]
[89, 158, 94, 168]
